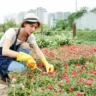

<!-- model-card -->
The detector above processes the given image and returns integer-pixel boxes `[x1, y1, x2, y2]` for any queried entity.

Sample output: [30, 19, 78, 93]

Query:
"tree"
[91, 8, 96, 13]
[0, 24, 4, 32]
[68, 7, 88, 29]
[34, 24, 50, 36]
[3, 18, 17, 31]
[55, 19, 68, 30]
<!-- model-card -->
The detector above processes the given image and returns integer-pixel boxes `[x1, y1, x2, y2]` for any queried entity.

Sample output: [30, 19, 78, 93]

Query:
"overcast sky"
[0, 0, 96, 23]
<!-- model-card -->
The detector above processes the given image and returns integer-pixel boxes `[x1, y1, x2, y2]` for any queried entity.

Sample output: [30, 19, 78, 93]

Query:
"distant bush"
[76, 31, 96, 41]
[36, 32, 74, 48]
[0, 34, 3, 39]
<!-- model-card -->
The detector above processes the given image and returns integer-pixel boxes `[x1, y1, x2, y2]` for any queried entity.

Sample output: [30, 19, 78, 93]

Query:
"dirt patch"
[0, 83, 8, 96]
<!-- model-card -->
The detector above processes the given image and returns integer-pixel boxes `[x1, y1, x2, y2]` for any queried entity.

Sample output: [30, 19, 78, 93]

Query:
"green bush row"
[36, 32, 74, 48]
[76, 31, 96, 41]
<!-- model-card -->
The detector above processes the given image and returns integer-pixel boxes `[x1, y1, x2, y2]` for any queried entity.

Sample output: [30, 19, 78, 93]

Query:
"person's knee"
[20, 42, 30, 49]
[8, 61, 26, 73]
[17, 43, 30, 54]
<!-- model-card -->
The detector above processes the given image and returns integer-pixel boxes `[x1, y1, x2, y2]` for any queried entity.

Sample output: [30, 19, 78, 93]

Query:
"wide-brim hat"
[21, 13, 42, 28]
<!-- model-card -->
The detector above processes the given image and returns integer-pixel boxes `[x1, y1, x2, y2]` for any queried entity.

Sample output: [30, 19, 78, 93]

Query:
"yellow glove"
[17, 52, 32, 62]
[27, 59, 37, 69]
[17, 52, 36, 69]
[40, 57, 54, 73]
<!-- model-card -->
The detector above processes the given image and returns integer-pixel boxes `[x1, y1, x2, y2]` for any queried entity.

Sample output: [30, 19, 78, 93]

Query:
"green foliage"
[0, 24, 4, 32]
[0, 33, 3, 39]
[68, 7, 88, 28]
[40, 30, 96, 47]
[8, 44, 96, 96]
[36, 32, 74, 48]
[75, 30, 96, 45]
[4, 18, 17, 31]
[37, 37, 50, 48]
[45, 30, 62, 36]
[67, 57, 86, 65]
[0, 18, 19, 32]
[55, 19, 68, 30]
[35, 24, 50, 35]
[76, 30, 96, 41]
[4, 18, 17, 26]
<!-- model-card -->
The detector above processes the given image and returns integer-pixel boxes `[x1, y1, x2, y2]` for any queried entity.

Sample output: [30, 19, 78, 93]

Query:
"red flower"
[75, 92, 82, 96]
[42, 69, 45, 72]
[79, 65, 85, 73]
[41, 73, 44, 76]
[93, 71, 96, 75]
[30, 72, 34, 75]
[64, 73, 68, 78]
[59, 90, 63, 93]
[85, 79, 93, 86]
[41, 70, 45, 76]
[65, 78, 69, 82]
[17, 76, 20, 79]
[76, 64, 80, 66]
[30, 78, 32, 81]
[64, 73, 69, 82]
[48, 72, 53, 75]
[11, 75, 15, 78]
[41, 88, 45, 91]
[38, 64, 44, 67]
[54, 89, 59, 93]
[78, 78, 85, 83]
[72, 71, 77, 77]
[64, 64, 68, 69]
[90, 69, 94, 74]
[47, 85, 53, 90]
[69, 86, 74, 91]
[58, 83, 62, 88]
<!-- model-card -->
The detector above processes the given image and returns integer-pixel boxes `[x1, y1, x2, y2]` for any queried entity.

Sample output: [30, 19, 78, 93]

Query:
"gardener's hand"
[45, 63, 54, 73]
[40, 57, 54, 73]
[17, 52, 36, 69]
[27, 59, 37, 69]
[17, 52, 32, 62]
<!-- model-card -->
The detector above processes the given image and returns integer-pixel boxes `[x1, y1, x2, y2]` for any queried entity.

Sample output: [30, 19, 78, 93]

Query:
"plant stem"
[13, 86, 16, 96]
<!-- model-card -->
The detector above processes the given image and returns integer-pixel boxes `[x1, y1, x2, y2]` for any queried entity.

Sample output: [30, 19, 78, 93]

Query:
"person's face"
[24, 22, 39, 36]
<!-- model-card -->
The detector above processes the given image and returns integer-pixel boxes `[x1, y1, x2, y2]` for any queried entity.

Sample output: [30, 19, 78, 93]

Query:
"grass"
[75, 30, 96, 45]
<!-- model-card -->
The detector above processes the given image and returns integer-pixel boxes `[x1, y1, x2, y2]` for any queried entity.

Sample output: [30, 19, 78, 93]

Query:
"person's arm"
[32, 43, 45, 59]
[2, 39, 36, 69]
[32, 43, 54, 73]
[1, 28, 18, 57]
[2, 39, 18, 58]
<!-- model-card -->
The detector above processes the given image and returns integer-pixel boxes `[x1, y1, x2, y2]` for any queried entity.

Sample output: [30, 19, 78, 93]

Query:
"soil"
[0, 81, 8, 96]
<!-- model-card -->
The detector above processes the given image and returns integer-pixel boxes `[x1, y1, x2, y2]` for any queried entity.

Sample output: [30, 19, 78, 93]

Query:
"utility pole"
[72, 0, 77, 38]
[73, 23, 76, 38]
[75, 0, 77, 12]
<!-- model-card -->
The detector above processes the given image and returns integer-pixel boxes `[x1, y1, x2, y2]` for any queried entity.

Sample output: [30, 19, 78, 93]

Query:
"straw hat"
[21, 13, 41, 27]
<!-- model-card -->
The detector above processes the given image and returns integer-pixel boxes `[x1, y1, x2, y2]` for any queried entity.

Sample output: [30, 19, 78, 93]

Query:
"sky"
[0, 0, 96, 23]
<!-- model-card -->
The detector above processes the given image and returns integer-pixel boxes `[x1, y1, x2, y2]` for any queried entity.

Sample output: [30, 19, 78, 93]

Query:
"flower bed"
[8, 44, 96, 96]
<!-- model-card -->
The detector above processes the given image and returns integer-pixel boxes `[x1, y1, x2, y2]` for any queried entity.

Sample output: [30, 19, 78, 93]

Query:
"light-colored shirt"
[0, 28, 36, 47]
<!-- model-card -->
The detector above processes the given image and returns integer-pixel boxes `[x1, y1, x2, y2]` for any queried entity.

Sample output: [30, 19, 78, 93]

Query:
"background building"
[17, 12, 26, 24]
[74, 12, 96, 30]
[48, 13, 55, 27]
[35, 7, 48, 25]
[4, 7, 70, 27]
[63, 12, 71, 20]
[48, 12, 70, 27]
